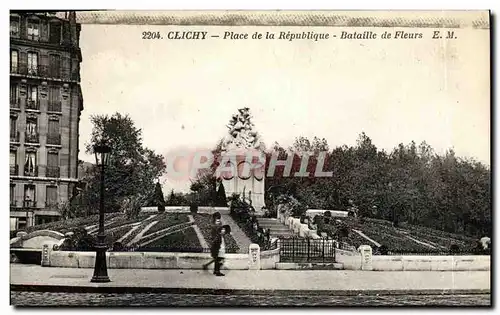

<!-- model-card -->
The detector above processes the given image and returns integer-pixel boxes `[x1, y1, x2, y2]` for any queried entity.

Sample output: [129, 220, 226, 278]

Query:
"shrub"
[190, 204, 198, 213]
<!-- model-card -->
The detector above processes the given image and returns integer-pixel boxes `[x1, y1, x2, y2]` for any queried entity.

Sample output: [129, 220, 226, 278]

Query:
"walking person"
[202, 212, 222, 270]
[212, 224, 231, 276]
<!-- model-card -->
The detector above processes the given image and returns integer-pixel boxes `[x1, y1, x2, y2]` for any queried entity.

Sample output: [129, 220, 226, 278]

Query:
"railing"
[46, 166, 60, 178]
[26, 99, 39, 110]
[10, 199, 17, 208]
[25, 133, 39, 144]
[10, 131, 20, 143]
[10, 165, 18, 176]
[279, 237, 337, 263]
[47, 134, 61, 145]
[10, 97, 20, 109]
[12, 62, 79, 81]
[24, 166, 38, 177]
[47, 101, 62, 112]
[45, 202, 59, 210]
[23, 200, 36, 208]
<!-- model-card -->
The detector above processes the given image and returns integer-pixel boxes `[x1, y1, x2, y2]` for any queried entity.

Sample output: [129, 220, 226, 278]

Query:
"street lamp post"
[91, 143, 111, 283]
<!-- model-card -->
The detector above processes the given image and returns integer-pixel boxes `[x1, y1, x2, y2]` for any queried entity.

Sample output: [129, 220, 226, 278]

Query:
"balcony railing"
[25, 133, 39, 144]
[12, 62, 80, 81]
[10, 131, 20, 143]
[45, 202, 59, 210]
[46, 166, 60, 178]
[10, 97, 20, 109]
[10, 199, 17, 208]
[24, 166, 39, 177]
[10, 165, 18, 176]
[48, 101, 62, 112]
[23, 200, 36, 208]
[47, 134, 61, 145]
[26, 99, 40, 110]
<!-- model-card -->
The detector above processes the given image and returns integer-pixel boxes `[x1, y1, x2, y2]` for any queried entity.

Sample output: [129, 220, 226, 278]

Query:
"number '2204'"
[142, 31, 162, 39]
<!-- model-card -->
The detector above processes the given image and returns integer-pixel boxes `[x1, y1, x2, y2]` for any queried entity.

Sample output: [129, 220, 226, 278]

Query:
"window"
[47, 151, 60, 177]
[10, 50, 18, 73]
[49, 55, 61, 78]
[48, 86, 60, 111]
[26, 118, 38, 143]
[24, 151, 37, 176]
[10, 117, 17, 141]
[46, 186, 58, 207]
[48, 119, 60, 136]
[10, 151, 17, 175]
[10, 184, 15, 206]
[24, 184, 36, 208]
[10, 151, 16, 167]
[10, 16, 19, 37]
[27, 52, 38, 75]
[28, 85, 38, 101]
[27, 19, 40, 41]
[27, 85, 38, 110]
[47, 120, 61, 145]
[49, 22, 62, 43]
[10, 84, 18, 106]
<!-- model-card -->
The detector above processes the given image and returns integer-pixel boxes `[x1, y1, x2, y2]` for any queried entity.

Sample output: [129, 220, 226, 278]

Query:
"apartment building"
[9, 11, 83, 230]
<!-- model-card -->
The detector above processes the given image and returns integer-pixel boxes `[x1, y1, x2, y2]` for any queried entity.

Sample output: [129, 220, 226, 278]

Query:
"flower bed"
[143, 213, 189, 236]
[135, 227, 204, 252]
[193, 213, 239, 254]
[17, 213, 122, 235]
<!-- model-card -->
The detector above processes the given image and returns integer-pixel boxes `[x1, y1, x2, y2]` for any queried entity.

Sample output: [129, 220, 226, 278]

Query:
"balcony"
[47, 134, 61, 145]
[10, 199, 17, 208]
[12, 62, 79, 81]
[48, 100, 62, 112]
[25, 133, 39, 144]
[24, 166, 39, 177]
[10, 97, 20, 109]
[26, 99, 40, 110]
[46, 166, 60, 178]
[10, 131, 20, 143]
[23, 200, 37, 208]
[10, 165, 18, 176]
[45, 202, 59, 210]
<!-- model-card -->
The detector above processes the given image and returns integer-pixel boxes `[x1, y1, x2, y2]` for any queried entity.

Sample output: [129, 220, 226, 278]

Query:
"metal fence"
[279, 237, 336, 263]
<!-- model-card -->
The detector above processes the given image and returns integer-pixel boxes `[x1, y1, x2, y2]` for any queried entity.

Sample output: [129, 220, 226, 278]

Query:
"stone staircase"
[257, 218, 294, 237]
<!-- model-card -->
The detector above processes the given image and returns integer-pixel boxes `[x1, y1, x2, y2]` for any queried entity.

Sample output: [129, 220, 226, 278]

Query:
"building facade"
[9, 12, 83, 230]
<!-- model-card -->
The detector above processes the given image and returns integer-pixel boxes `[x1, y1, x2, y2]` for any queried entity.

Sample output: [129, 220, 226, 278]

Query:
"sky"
[77, 21, 490, 193]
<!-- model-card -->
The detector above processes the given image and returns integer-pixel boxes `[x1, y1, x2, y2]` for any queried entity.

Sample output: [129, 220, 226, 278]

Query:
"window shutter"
[48, 152, 58, 167]
[48, 120, 59, 136]
[19, 51, 28, 64]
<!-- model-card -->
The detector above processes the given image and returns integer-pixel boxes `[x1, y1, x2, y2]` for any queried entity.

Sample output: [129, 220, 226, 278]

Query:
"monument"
[219, 108, 266, 213]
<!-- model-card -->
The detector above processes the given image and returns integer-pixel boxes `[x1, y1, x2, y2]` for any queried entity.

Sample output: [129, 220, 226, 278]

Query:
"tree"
[216, 182, 228, 207]
[151, 182, 166, 213]
[82, 113, 166, 216]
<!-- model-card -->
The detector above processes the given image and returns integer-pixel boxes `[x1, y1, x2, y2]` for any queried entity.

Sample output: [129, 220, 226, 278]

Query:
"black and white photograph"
[8, 9, 491, 307]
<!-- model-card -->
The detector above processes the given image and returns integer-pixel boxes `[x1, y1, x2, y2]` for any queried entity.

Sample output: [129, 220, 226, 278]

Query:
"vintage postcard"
[9, 10, 490, 307]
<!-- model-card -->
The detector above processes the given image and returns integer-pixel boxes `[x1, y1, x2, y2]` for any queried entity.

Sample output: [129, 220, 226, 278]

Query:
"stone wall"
[46, 244, 279, 270]
[335, 251, 491, 271]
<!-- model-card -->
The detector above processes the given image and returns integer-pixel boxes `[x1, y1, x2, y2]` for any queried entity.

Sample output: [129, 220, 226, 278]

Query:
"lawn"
[135, 227, 204, 252]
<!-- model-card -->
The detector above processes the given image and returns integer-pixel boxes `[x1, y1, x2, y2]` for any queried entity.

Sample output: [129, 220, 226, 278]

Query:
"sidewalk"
[10, 264, 490, 295]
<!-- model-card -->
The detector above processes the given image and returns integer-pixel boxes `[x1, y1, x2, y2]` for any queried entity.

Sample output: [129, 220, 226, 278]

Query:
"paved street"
[10, 264, 490, 293]
[11, 291, 491, 306]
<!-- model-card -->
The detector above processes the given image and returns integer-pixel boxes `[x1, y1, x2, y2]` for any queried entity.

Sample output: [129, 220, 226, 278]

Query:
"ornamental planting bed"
[135, 226, 204, 252]
[142, 213, 189, 236]
[192, 213, 239, 254]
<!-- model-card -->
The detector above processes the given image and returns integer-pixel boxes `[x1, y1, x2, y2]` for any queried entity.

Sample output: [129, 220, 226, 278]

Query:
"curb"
[10, 284, 490, 296]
